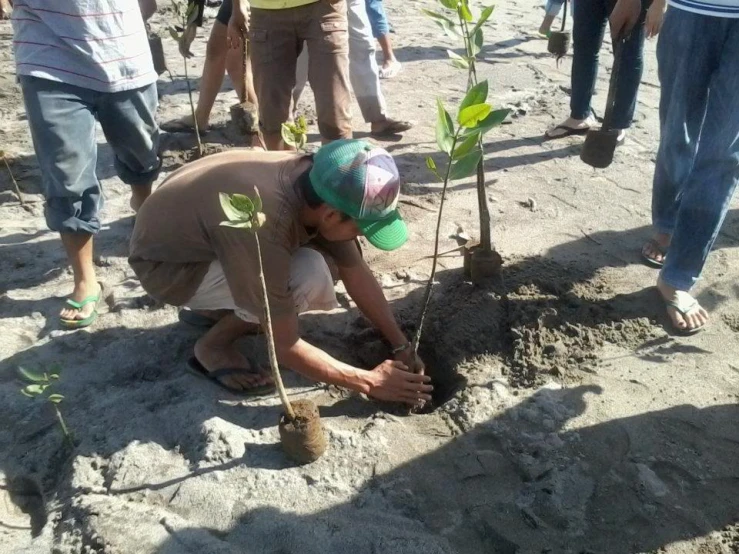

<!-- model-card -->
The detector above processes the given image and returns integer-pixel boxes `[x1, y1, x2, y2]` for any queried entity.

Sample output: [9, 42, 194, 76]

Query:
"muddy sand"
[1, 2, 739, 553]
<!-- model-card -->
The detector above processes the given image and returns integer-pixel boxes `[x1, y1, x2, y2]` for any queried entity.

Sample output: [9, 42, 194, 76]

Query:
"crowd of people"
[3, 0, 738, 402]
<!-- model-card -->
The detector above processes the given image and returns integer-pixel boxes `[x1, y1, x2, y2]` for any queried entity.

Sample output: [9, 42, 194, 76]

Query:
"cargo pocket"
[249, 28, 272, 64]
[318, 19, 349, 55]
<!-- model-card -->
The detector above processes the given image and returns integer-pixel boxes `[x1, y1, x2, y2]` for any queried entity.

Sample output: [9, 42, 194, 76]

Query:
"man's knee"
[290, 248, 338, 313]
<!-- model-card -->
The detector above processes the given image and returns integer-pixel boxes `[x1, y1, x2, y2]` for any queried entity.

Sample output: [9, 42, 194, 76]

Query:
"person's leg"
[305, 0, 353, 143]
[196, 20, 231, 129]
[348, 0, 386, 122]
[645, 7, 715, 266]
[19, 76, 103, 321]
[250, 7, 299, 150]
[365, 0, 399, 77]
[292, 46, 310, 120]
[659, 15, 739, 331]
[96, 83, 161, 212]
[539, 0, 564, 35]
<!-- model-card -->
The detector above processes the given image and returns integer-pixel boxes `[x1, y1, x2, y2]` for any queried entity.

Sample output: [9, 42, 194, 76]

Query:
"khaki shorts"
[250, 0, 353, 140]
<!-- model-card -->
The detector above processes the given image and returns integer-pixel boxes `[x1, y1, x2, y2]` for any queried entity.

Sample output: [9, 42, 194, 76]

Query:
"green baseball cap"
[309, 139, 407, 251]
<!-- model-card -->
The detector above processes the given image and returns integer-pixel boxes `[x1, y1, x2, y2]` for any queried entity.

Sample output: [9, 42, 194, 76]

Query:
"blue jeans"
[19, 76, 160, 234]
[570, 0, 647, 129]
[652, 8, 739, 291]
[365, 0, 389, 38]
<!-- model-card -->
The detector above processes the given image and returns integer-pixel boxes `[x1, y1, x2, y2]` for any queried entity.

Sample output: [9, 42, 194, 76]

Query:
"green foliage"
[459, 103, 491, 128]
[18, 365, 72, 443]
[459, 80, 489, 113]
[436, 99, 455, 155]
[281, 115, 308, 152]
[219, 191, 267, 231]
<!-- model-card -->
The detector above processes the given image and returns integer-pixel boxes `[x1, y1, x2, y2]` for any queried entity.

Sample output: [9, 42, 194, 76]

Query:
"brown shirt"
[129, 149, 361, 318]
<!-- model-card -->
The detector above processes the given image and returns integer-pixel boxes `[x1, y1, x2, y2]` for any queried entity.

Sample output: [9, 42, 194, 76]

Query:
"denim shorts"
[19, 75, 160, 234]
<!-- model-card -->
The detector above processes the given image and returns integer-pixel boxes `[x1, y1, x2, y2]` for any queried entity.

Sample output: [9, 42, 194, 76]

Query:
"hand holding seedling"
[366, 360, 433, 405]
[228, 0, 249, 50]
[394, 346, 426, 376]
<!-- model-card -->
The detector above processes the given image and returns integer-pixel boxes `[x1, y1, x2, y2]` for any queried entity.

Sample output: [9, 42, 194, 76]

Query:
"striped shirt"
[11, 0, 157, 93]
[668, 0, 739, 17]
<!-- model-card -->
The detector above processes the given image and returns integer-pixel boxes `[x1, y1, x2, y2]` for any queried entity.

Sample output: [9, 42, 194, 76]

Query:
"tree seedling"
[1, 149, 25, 207]
[168, 0, 204, 157]
[281, 116, 308, 152]
[220, 190, 327, 464]
[424, 0, 510, 282]
[18, 365, 74, 447]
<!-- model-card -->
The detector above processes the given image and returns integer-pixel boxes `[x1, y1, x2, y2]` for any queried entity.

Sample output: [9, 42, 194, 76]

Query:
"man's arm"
[228, 0, 249, 50]
[609, 0, 643, 40]
[339, 258, 425, 373]
[271, 313, 432, 405]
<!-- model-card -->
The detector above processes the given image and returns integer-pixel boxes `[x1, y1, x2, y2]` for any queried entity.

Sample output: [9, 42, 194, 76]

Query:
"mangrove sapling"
[219, 190, 327, 464]
[281, 116, 308, 153]
[168, 0, 204, 157]
[424, 0, 510, 282]
[18, 366, 74, 447]
[1, 149, 25, 207]
[412, 85, 499, 367]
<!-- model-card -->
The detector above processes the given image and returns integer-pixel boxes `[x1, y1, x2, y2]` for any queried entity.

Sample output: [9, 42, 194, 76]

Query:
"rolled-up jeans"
[19, 76, 160, 234]
[294, 0, 387, 123]
[365, 0, 389, 38]
[185, 248, 339, 323]
[570, 0, 648, 129]
[651, 8, 739, 291]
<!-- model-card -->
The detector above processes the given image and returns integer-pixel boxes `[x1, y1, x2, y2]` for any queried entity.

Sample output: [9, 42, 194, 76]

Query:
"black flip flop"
[642, 239, 667, 269]
[544, 124, 590, 140]
[186, 357, 275, 396]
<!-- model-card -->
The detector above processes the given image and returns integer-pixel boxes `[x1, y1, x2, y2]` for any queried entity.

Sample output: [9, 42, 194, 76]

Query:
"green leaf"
[453, 131, 481, 160]
[464, 108, 510, 136]
[220, 220, 254, 230]
[229, 193, 255, 215]
[471, 5, 495, 36]
[281, 123, 297, 147]
[422, 9, 456, 24]
[295, 115, 308, 134]
[220, 193, 248, 222]
[458, 103, 492, 128]
[18, 366, 45, 383]
[459, 2, 474, 21]
[472, 28, 483, 56]
[20, 389, 34, 398]
[22, 384, 44, 396]
[447, 50, 469, 69]
[168, 27, 181, 42]
[252, 188, 263, 213]
[449, 147, 482, 180]
[47, 394, 64, 404]
[459, 80, 489, 114]
[425, 157, 437, 172]
[49, 373, 60, 380]
[438, 0, 458, 9]
[435, 99, 455, 155]
[423, 9, 461, 37]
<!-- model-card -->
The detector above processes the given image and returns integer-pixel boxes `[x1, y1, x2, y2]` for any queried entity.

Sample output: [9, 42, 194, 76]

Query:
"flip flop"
[545, 124, 590, 139]
[370, 119, 413, 138]
[379, 60, 402, 79]
[642, 239, 667, 268]
[664, 296, 706, 336]
[60, 282, 104, 329]
[186, 357, 276, 396]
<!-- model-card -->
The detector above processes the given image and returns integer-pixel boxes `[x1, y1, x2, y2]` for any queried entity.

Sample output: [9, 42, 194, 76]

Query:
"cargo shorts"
[250, 0, 353, 141]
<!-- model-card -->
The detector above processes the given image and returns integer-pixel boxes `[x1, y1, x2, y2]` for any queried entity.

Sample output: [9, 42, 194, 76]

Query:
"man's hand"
[644, 0, 665, 38]
[366, 360, 433, 406]
[609, 0, 642, 41]
[0, 0, 13, 20]
[394, 347, 426, 376]
[227, 0, 249, 50]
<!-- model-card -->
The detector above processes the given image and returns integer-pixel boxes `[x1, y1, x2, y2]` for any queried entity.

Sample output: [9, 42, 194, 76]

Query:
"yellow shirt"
[249, 0, 318, 8]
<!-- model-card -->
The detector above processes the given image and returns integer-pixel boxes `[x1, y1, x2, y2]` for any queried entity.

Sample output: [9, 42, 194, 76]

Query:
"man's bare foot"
[370, 117, 413, 137]
[60, 280, 101, 321]
[193, 338, 273, 391]
[130, 185, 152, 212]
[545, 115, 596, 139]
[642, 232, 671, 267]
[657, 277, 708, 334]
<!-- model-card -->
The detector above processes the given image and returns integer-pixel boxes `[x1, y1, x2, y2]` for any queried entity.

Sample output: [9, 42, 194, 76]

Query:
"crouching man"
[129, 140, 431, 406]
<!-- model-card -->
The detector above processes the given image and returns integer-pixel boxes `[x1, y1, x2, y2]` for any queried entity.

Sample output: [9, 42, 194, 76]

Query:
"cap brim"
[358, 210, 408, 251]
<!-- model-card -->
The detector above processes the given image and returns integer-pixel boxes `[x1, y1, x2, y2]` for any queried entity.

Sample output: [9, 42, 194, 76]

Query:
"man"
[129, 140, 432, 406]
[612, 0, 739, 333]
[292, 0, 413, 138]
[230, 0, 353, 150]
[12, 0, 161, 328]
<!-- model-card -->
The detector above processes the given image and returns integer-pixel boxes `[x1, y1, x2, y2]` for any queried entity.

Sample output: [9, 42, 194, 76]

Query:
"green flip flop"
[60, 283, 103, 329]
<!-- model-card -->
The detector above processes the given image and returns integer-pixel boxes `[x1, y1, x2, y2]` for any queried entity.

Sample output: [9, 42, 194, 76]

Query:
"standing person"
[163, 0, 258, 134]
[11, 0, 161, 329]
[539, 0, 566, 36]
[129, 140, 431, 404]
[615, 0, 739, 333]
[544, 0, 665, 141]
[230, 0, 352, 150]
[292, 0, 412, 138]
[365, 0, 401, 79]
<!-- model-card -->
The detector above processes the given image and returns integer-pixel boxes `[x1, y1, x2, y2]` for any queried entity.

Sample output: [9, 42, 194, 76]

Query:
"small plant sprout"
[0, 149, 25, 206]
[219, 190, 327, 464]
[424, 0, 510, 282]
[18, 366, 73, 446]
[281, 116, 308, 152]
[413, 83, 503, 353]
[168, 0, 204, 157]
